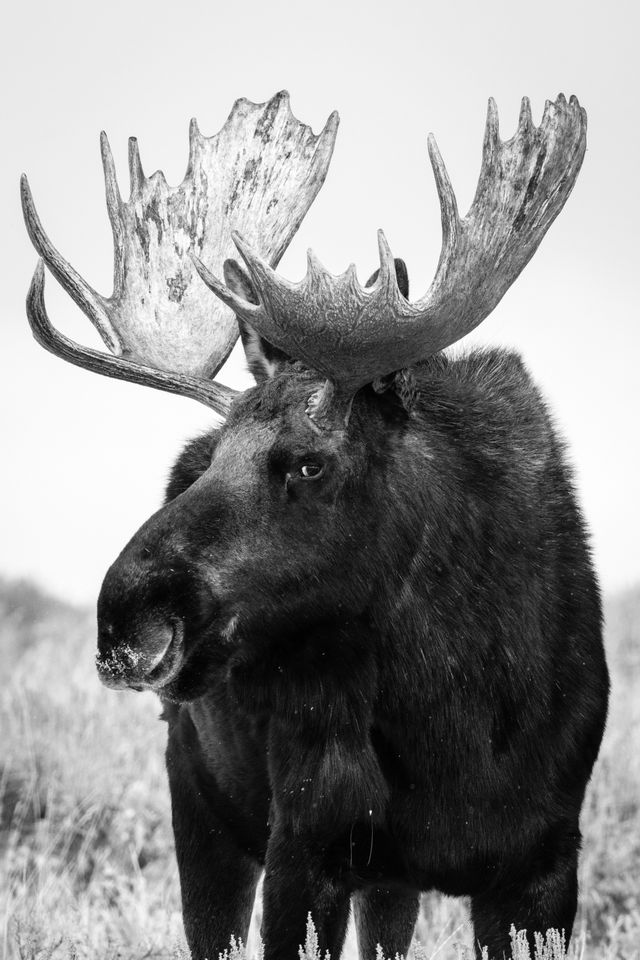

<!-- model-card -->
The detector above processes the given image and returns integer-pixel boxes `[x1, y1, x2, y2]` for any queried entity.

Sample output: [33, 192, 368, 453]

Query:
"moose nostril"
[145, 621, 178, 672]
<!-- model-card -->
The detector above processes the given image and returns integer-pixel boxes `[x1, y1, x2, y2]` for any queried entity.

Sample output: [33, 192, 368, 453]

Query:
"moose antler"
[196, 94, 586, 426]
[22, 91, 339, 416]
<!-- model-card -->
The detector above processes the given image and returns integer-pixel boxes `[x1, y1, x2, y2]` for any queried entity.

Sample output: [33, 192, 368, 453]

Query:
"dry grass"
[1, 577, 638, 960]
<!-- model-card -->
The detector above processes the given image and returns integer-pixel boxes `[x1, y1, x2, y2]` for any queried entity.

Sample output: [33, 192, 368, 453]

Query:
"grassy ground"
[1, 577, 638, 960]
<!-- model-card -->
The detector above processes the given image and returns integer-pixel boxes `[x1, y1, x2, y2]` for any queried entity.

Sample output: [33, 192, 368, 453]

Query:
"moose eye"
[299, 464, 324, 480]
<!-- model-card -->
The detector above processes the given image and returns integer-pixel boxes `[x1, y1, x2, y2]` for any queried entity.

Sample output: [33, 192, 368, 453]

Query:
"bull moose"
[22, 91, 609, 959]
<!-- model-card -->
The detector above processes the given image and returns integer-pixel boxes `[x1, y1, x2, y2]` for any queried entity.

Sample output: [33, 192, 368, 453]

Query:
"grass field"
[1, 577, 638, 960]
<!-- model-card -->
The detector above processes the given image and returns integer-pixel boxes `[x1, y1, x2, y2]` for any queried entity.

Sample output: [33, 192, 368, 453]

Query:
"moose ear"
[365, 257, 409, 299]
[223, 259, 291, 383]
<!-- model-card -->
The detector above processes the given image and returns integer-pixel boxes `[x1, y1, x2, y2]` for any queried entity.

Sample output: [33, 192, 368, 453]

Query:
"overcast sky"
[1, 0, 638, 604]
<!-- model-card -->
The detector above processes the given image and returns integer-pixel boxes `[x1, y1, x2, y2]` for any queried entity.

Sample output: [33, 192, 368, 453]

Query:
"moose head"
[22, 93, 587, 701]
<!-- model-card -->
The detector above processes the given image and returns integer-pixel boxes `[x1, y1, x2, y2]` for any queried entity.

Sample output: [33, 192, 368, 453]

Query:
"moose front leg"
[166, 733, 265, 960]
[353, 885, 421, 960]
[261, 821, 352, 960]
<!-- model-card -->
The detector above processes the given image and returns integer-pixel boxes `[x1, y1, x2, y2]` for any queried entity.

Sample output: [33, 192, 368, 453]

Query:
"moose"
[22, 91, 609, 959]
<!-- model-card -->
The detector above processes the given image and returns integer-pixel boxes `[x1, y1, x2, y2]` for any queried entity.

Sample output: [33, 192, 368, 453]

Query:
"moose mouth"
[97, 619, 185, 692]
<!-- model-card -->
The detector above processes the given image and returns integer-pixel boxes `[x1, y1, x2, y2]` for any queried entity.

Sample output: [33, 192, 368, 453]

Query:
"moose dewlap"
[22, 92, 608, 960]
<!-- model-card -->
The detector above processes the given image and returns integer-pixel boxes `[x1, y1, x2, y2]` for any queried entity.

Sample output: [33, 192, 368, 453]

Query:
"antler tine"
[21, 175, 121, 354]
[27, 261, 237, 416]
[233, 231, 284, 294]
[22, 93, 339, 413]
[375, 230, 398, 291]
[100, 133, 126, 296]
[100, 132, 122, 230]
[128, 137, 145, 198]
[518, 96, 534, 134]
[191, 250, 260, 321]
[426, 134, 461, 275]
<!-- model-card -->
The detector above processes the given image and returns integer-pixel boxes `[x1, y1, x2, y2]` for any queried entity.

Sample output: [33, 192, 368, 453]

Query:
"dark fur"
[98, 347, 609, 960]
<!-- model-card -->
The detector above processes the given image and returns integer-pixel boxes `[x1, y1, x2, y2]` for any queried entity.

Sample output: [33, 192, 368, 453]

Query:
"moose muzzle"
[96, 543, 190, 691]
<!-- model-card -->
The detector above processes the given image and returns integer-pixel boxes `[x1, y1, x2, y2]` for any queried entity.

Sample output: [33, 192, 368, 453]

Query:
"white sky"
[1, 0, 638, 604]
